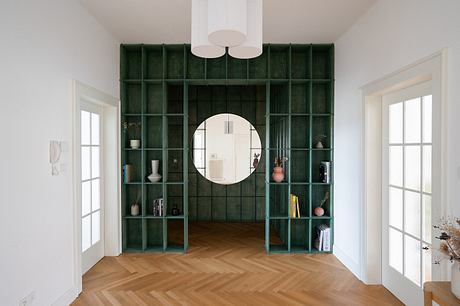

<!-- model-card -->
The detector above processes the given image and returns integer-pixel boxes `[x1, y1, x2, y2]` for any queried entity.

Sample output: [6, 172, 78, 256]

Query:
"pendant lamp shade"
[229, 0, 262, 59]
[191, 0, 225, 58]
[208, 0, 247, 47]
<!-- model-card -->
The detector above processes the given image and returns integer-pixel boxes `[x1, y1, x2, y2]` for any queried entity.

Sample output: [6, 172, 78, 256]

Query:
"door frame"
[360, 50, 449, 284]
[71, 80, 120, 294]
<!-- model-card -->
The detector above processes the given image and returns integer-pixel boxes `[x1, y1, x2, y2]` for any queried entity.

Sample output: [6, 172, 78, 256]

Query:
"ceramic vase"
[452, 261, 460, 299]
[314, 207, 325, 217]
[272, 166, 284, 183]
[315, 141, 324, 149]
[148, 160, 162, 182]
[130, 139, 140, 149]
[131, 203, 140, 216]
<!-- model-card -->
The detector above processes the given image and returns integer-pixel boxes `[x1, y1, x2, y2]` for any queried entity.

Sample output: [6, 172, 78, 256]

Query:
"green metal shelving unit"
[120, 43, 334, 254]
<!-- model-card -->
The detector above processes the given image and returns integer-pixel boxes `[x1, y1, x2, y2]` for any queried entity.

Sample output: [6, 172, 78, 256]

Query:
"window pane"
[423, 243, 432, 283]
[92, 179, 100, 211]
[404, 235, 421, 286]
[389, 187, 403, 230]
[92, 211, 100, 244]
[81, 147, 91, 181]
[404, 98, 421, 143]
[91, 146, 100, 178]
[405, 146, 420, 190]
[82, 215, 91, 252]
[194, 130, 204, 148]
[389, 228, 403, 273]
[81, 111, 91, 145]
[389, 146, 403, 187]
[423, 95, 432, 143]
[194, 150, 204, 168]
[82, 181, 91, 216]
[423, 146, 432, 193]
[389, 102, 403, 144]
[405, 190, 421, 238]
[91, 113, 100, 145]
[422, 195, 431, 243]
[251, 129, 262, 148]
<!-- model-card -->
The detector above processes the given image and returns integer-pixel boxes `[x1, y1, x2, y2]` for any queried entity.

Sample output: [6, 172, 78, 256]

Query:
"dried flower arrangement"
[274, 156, 288, 167]
[434, 217, 460, 264]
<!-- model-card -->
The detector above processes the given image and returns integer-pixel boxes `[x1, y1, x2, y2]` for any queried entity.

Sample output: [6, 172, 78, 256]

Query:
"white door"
[382, 82, 433, 306]
[80, 103, 104, 274]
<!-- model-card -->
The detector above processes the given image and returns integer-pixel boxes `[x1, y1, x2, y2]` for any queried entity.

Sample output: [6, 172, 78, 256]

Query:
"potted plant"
[314, 191, 330, 216]
[434, 217, 460, 298]
[272, 156, 288, 183]
[130, 192, 141, 216]
[123, 121, 141, 149]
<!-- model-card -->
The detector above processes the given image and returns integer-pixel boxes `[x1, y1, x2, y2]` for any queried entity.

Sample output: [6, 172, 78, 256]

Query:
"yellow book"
[290, 194, 296, 218]
[296, 197, 300, 218]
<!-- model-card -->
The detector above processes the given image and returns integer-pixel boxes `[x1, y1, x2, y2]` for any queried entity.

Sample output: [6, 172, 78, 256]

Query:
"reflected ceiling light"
[191, 0, 263, 59]
[191, 0, 226, 58]
[228, 0, 262, 59]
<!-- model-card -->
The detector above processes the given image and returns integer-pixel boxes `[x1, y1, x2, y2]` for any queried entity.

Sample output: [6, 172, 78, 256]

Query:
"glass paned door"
[81, 104, 104, 273]
[382, 82, 433, 306]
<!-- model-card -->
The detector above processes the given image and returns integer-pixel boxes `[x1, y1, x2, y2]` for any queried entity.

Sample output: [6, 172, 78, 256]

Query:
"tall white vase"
[148, 160, 162, 182]
[452, 261, 460, 299]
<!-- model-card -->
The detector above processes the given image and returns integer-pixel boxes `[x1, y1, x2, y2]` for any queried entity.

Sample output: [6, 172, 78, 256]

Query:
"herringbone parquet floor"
[73, 222, 403, 306]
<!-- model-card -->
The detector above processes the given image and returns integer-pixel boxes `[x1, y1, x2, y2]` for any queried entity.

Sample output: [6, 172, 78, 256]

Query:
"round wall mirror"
[192, 113, 262, 185]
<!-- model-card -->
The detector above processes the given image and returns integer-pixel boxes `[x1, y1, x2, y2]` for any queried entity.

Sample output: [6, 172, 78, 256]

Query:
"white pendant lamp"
[229, 0, 262, 59]
[191, 0, 225, 58]
[208, 0, 247, 47]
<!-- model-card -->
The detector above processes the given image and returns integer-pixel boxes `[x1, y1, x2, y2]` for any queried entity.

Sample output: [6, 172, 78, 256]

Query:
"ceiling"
[78, 0, 377, 44]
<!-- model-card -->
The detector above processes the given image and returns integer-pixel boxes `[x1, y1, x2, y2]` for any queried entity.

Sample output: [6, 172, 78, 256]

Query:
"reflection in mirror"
[192, 113, 262, 185]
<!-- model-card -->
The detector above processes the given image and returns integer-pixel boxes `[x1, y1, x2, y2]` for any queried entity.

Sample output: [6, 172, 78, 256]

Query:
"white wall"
[0, 1, 119, 305]
[334, 0, 460, 278]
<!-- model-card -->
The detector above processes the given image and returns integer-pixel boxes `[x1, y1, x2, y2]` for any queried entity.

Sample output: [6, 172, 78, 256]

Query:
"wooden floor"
[73, 222, 402, 306]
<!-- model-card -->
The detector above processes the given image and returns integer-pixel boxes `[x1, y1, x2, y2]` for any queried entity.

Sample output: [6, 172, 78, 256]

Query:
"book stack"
[152, 198, 164, 217]
[290, 194, 301, 218]
[314, 224, 331, 251]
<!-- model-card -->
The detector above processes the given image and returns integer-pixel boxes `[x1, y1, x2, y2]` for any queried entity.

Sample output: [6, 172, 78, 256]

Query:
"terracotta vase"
[272, 166, 284, 183]
[452, 261, 460, 299]
[314, 207, 325, 217]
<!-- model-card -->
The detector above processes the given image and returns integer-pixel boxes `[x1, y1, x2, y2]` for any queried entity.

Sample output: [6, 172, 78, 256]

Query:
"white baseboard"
[52, 287, 78, 306]
[333, 244, 362, 280]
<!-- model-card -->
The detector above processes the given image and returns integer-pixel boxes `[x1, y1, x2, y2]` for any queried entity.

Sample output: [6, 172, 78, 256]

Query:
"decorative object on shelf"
[314, 224, 331, 251]
[314, 134, 327, 149]
[130, 202, 140, 216]
[191, 0, 262, 59]
[319, 161, 331, 183]
[123, 164, 133, 183]
[433, 217, 460, 298]
[171, 205, 180, 216]
[148, 160, 162, 182]
[272, 156, 288, 183]
[153, 198, 164, 217]
[314, 191, 330, 217]
[123, 121, 141, 149]
[130, 139, 140, 149]
[290, 194, 300, 218]
[252, 153, 260, 168]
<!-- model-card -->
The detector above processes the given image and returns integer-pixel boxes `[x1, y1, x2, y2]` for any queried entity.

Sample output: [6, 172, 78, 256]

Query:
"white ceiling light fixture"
[228, 0, 262, 59]
[208, 0, 247, 47]
[191, 0, 226, 58]
[191, 0, 263, 59]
